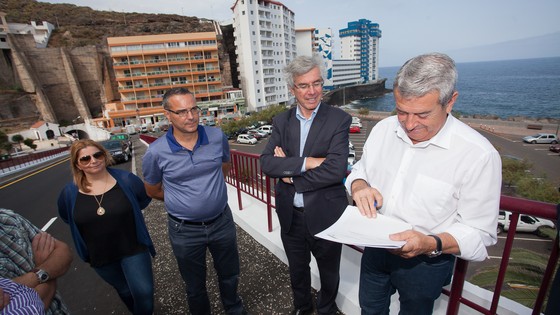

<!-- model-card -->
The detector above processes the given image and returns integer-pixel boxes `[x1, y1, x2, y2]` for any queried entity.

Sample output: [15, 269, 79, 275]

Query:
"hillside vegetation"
[0, 0, 216, 47]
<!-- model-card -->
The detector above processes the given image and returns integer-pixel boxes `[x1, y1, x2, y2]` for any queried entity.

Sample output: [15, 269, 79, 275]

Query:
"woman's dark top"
[75, 184, 146, 267]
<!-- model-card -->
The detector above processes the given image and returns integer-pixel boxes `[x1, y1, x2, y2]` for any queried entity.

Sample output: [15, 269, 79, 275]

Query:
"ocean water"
[345, 57, 560, 119]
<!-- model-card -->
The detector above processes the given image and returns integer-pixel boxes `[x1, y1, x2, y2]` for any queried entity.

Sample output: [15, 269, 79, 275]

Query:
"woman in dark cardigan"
[58, 139, 155, 315]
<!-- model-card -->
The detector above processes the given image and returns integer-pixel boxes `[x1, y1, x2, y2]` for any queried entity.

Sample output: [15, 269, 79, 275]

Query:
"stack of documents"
[316, 206, 412, 248]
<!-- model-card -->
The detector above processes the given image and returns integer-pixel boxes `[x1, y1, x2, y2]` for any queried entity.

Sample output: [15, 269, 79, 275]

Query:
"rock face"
[0, 0, 232, 132]
[323, 79, 392, 106]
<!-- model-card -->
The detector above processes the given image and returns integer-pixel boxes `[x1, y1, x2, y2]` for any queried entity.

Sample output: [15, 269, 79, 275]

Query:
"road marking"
[488, 256, 503, 259]
[497, 236, 552, 242]
[0, 158, 69, 189]
[41, 217, 57, 231]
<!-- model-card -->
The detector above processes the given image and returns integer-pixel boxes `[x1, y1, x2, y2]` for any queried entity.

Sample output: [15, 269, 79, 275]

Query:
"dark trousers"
[359, 247, 455, 315]
[281, 207, 342, 315]
[168, 205, 244, 315]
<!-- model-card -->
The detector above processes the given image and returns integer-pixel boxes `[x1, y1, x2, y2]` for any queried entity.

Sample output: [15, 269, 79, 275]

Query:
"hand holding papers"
[315, 206, 412, 248]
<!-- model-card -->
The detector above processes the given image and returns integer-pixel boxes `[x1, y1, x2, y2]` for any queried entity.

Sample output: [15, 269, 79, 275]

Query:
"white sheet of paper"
[315, 206, 412, 248]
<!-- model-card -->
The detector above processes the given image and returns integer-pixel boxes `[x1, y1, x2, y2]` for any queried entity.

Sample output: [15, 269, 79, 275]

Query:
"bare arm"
[144, 181, 164, 201]
[12, 233, 72, 308]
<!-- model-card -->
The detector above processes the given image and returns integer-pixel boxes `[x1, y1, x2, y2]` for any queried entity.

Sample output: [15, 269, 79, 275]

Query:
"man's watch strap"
[427, 234, 443, 258]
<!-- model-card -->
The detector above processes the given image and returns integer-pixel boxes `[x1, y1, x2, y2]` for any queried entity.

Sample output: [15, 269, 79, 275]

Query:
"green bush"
[358, 107, 370, 116]
[23, 138, 37, 150]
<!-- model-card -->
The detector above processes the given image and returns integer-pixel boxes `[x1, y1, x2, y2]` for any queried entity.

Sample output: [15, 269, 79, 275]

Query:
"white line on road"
[497, 236, 552, 242]
[41, 217, 57, 231]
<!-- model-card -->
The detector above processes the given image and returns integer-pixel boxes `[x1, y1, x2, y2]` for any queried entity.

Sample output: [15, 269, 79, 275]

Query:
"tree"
[358, 107, 370, 116]
[11, 134, 24, 151]
[0, 130, 13, 153]
[23, 138, 37, 151]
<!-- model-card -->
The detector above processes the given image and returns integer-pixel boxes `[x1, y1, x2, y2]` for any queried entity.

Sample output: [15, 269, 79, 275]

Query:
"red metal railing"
[225, 150, 558, 315]
[141, 135, 558, 314]
[0, 147, 69, 174]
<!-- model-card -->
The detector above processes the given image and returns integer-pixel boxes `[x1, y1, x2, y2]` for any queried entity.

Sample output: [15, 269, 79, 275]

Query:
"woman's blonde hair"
[69, 139, 114, 192]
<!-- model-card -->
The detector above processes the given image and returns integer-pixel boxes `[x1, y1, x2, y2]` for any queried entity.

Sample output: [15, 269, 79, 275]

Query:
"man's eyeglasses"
[165, 106, 201, 117]
[294, 80, 323, 91]
[78, 151, 105, 165]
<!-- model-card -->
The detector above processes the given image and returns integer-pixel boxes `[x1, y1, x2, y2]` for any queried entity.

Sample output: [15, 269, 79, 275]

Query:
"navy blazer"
[260, 103, 352, 235]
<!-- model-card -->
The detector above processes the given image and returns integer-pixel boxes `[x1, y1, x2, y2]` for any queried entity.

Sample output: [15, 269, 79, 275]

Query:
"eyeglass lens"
[78, 151, 104, 164]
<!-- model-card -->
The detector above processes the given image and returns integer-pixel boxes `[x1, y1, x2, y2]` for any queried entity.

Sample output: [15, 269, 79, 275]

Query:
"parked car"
[258, 125, 273, 135]
[109, 133, 132, 150]
[236, 134, 257, 145]
[522, 133, 558, 144]
[247, 129, 264, 140]
[349, 124, 361, 133]
[349, 141, 355, 151]
[348, 150, 356, 166]
[497, 210, 555, 235]
[351, 117, 362, 128]
[100, 140, 132, 163]
[549, 144, 560, 153]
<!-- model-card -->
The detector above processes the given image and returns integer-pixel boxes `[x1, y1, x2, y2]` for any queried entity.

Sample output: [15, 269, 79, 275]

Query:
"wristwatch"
[32, 268, 50, 284]
[427, 235, 442, 258]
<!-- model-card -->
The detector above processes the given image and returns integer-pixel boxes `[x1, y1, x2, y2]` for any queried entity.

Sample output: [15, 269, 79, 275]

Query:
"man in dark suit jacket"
[260, 55, 351, 315]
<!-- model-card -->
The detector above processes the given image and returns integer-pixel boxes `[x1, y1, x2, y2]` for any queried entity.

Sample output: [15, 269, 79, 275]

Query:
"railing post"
[533, 234, 559, 315]
[231, 151, 243, 210]
[265, 175, 272, 232]
[446, 258, 468, 315]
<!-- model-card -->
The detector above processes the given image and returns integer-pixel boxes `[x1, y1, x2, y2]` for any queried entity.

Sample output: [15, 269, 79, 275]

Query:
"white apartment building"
[232, 0, 296, 112]
[339, 19, 381, 82]
[332, 59, 362, 88]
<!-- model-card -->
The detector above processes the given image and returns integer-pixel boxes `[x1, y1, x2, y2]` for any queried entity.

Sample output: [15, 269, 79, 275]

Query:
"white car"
[258, 125, 273, 135]
[522, 133, 558, 144]
[497, 210, 555, 234]
[236, 134, 257, 145]
[351, 117, 362, 128]
[348, 150, 356, 166]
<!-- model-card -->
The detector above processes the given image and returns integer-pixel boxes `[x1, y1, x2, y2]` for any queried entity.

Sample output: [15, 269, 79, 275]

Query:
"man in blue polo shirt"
[142, 87, 246, 315]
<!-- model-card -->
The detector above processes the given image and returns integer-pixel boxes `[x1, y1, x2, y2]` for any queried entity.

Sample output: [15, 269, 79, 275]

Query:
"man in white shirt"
[345, 53, 502, 315]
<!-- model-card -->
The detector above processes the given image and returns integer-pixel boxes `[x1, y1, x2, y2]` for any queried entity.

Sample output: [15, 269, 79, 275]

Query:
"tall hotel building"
[339, 19, 382, 82]
[232, 0, 296, 112]
[106, 32, 225, 127]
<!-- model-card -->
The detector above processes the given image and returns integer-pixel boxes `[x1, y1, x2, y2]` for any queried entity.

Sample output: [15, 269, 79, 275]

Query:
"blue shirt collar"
[296, 102, 321, 121]
[166, 125, 209, 153]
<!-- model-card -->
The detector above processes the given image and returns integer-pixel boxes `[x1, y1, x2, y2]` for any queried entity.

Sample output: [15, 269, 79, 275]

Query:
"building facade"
[0, 12, 55, 49]
[339, 19, 382, 83]
[231, 0, 296, 112]
[106, 32, 243, 129]
[332, 59, 363, 88]
[295, 27, 334, 90]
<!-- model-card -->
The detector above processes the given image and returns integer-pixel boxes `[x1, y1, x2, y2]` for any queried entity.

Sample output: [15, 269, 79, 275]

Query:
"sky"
[41, 0, 560, 67]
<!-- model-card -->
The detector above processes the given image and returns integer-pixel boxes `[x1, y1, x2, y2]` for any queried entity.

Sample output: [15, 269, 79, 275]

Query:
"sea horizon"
[348, 56, 560, 121]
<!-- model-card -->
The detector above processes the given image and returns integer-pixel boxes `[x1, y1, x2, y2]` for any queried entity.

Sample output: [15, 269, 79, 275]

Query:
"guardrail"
[140, 134, 558, 314]
[0, 147, 69, 175]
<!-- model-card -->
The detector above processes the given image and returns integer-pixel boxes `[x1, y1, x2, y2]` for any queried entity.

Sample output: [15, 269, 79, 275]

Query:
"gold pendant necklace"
[93, 173, 109, 216]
